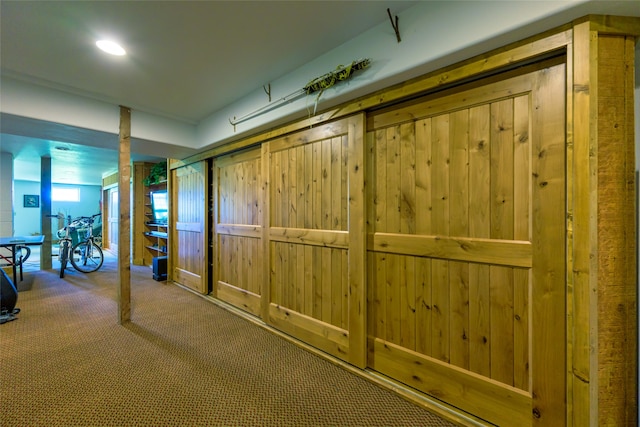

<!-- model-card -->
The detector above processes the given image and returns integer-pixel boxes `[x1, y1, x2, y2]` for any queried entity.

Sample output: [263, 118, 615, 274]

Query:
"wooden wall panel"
[366, 59, 566, 426]
[213, 149, 262, 316]
[263, 115, 366, 366]
[171, 161, 207, 294]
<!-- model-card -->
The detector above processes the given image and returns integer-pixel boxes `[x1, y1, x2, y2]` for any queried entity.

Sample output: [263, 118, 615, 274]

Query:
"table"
[0, 235, 45, 284]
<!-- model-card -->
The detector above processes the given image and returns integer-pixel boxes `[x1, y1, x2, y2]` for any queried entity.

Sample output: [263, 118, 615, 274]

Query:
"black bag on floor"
[0, 268, 18, 314]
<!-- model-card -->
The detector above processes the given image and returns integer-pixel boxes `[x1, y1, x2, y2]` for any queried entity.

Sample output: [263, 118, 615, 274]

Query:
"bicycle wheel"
[14, 245, 31, 266]
[59, 241, 69, 278]
[70, 241, 104, 273]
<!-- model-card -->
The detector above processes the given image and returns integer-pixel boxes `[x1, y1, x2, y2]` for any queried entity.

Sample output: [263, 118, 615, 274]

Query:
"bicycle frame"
[69, 213, 103, 274]
[57, 215, 74, 278]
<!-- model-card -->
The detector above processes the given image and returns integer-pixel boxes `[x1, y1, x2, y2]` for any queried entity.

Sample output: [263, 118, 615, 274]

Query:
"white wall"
[0, 152, 13, 236]
[12, 180, 40, 236]
[2, 1, 637, 154]
[12, 181, 102, 236]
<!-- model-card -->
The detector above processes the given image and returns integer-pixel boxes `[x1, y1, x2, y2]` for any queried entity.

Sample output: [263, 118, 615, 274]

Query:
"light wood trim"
[201, 160, 210, 295]
[175, 221, 203, 233]
[570, 21, 598, 427]
[529, 61, 567, 426]
[268, 119, 349, 153]
[565, 29, 576, 427]
[169, 164, 176, 283]
[370, 338, 531, 427]
[260, 143, 271, 321]
[217, 280, 261, 317]
[213, 148, 261, 168]
[174, 267, 201, 293]
[269, 227, 348, 249]
[347, 113, 366, 368]
[211, 158, 219, 299]
[368, 68, 536, 129]
[215, 224, 262, 238]
[117, 105, 131, 324]
[370, 233, 532, 268]
[268, 302, 349, 359]
[575, 15, 640, 36]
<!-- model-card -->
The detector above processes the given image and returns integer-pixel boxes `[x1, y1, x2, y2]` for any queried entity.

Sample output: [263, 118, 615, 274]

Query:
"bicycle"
[54, 214, 74, 278]
[69, 213, 103, 274]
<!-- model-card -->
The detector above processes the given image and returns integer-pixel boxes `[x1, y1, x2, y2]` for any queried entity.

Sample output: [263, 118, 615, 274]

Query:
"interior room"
[1, 2, 639, 426]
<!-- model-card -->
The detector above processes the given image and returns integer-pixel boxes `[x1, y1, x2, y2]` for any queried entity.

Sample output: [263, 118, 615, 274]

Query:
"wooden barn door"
[171, 161, 208, 293]
[212, 148, 263, 316]
[263, 114, 366, 367]
[366, 58, 566, 426]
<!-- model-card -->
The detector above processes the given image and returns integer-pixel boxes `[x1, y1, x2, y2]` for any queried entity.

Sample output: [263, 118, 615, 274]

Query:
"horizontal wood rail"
[370, 339, 531, 427]
[269, 302, 349, 359]
[216, 224, 262, 238]
[369, 233, 532, 268]
[269, 227, 349, 249]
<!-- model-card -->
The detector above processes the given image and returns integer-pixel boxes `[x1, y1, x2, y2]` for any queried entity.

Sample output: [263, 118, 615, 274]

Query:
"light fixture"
[96, 40, 126, 56]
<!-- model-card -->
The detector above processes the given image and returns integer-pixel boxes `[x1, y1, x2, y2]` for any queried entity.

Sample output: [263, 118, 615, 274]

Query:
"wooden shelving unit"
[143, 180, 168, 265]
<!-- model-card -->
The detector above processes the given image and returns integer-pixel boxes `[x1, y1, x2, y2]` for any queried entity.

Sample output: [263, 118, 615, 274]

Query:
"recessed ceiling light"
[96, 40, 126, 56]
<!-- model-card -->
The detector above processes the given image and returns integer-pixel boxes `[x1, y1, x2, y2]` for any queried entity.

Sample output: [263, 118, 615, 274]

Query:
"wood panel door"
[366, 58, 566, 426]
[106, 188, 118, 252]
[171, 161, 207, 293]
[263, 114, 366, 367]
[212, 148, 263, 316]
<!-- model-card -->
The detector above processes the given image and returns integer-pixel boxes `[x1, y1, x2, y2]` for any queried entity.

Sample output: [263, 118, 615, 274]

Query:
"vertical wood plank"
[468, 104, 491, 376]
[118, 105, 131, 324]
[331, 136, 342, 325]
[449, 109, 470, 370]
[489, 98, 515, 386]
[347, 113, 366, 367]
[261, 143, 271, 321]
[318, 137, 332, 321]
[513, 94, 532, 392]
[400, 122, 416, 349]
[415, 118, 432, 235]
[386, 125, 401, 344]
[431, 113, 450, 362]
[415, 118, 433, 357]
[531, 62, 566, 425]
[374, 129, 387, 341]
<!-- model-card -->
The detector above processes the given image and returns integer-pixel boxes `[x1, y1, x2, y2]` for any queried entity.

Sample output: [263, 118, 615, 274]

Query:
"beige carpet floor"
[1, 255, 457, 426]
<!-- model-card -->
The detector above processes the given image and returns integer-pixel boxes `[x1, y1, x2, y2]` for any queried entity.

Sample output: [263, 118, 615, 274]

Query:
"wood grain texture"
[117, 105, 131, 324]
[214, 148, 263, 309]
[171, 161, 207, 294]
[367, 59, 566, 426]
[596, 34, 637, 427]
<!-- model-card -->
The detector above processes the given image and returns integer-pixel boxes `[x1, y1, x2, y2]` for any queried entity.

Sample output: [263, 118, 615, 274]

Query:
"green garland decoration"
[303, 58, 371, 94]
[303, 58, 371, 116]
[229, 58, 371, 127]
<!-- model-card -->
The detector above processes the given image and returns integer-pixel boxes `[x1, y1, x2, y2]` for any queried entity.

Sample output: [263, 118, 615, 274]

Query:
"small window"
[52, 187, 80, 202]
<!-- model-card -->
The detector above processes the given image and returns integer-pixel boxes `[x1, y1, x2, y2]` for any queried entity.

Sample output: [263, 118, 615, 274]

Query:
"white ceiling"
[0, 1, 417, 185]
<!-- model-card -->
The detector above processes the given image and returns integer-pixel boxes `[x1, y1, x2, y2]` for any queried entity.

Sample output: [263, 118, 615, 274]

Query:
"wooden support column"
[40, 157, 52, 270]
[571, 16, 639, 427]
[118, 106, 131, 324]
